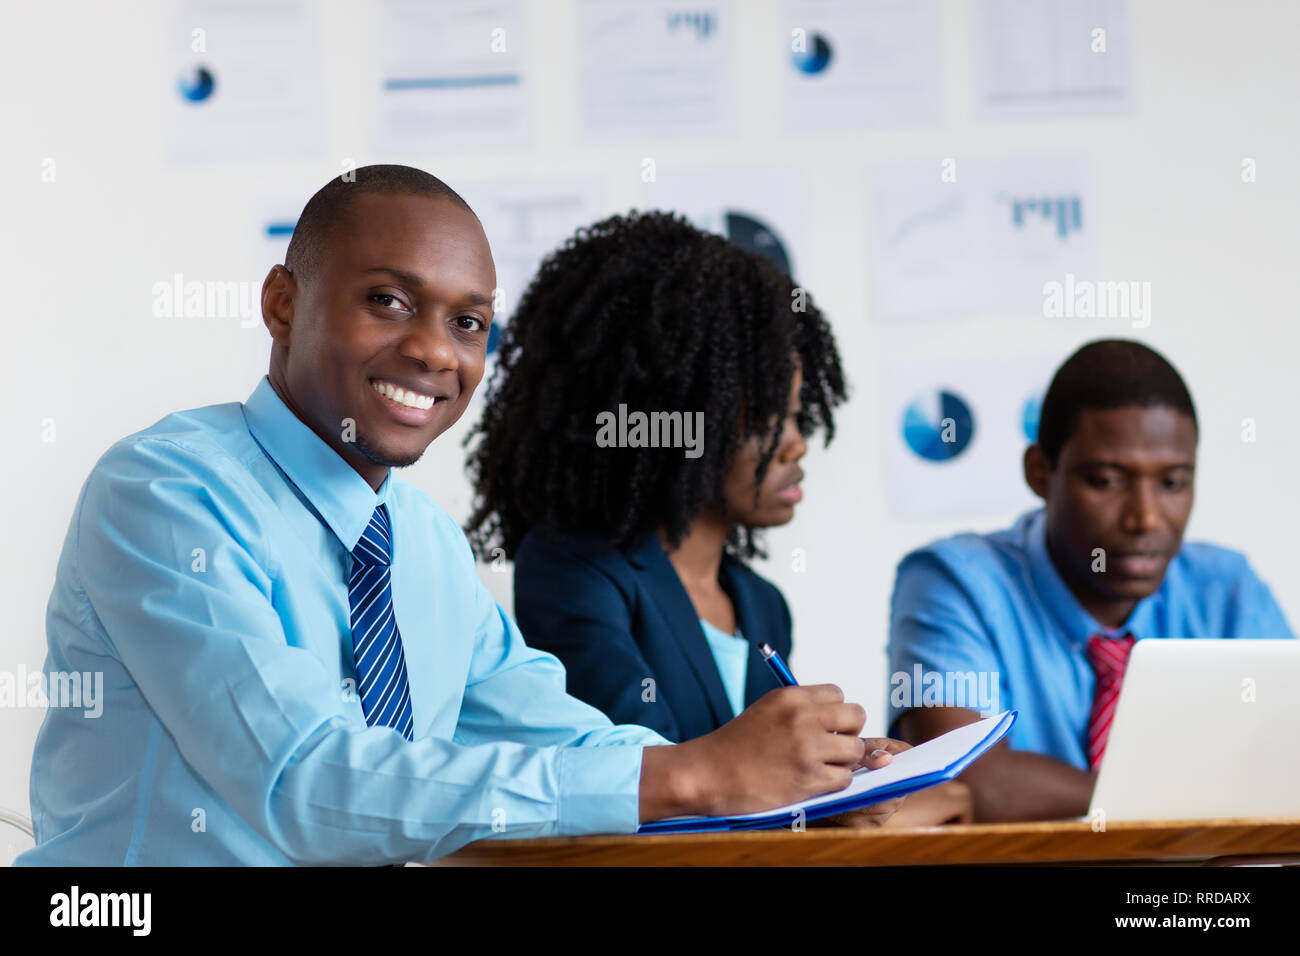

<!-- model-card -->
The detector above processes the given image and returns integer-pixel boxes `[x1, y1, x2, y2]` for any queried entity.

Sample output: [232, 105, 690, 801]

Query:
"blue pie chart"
[1022, 394, 1043, 442]
[724, 211, 792, 276]
[178, 65, 216, 103]
[791, 33, 833, 74]
[902, 390, 975, 461]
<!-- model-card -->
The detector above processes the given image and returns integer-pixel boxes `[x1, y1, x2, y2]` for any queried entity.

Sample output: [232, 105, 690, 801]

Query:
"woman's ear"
[1023, 443, 1050, 501]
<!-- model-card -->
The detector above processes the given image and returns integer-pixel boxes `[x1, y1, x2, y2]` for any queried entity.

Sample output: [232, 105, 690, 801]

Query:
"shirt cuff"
[556, 743, 652, 836]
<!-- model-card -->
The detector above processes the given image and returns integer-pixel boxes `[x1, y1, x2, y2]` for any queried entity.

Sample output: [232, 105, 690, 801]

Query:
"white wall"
[3, 0, 1298, 819]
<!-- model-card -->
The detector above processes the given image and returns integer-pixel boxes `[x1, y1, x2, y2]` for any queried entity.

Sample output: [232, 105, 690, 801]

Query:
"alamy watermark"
[1042, 273, 1151, 328]
[151, 273, 260, 327]
[595, 404, 704, 459]
[890, 665, 1000, 717]
[0, 666, 103, 718]
[50, 886, 150, 935]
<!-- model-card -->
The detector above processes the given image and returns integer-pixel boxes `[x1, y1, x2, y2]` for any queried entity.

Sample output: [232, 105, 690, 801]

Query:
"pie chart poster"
[879, 351, 1056, 518]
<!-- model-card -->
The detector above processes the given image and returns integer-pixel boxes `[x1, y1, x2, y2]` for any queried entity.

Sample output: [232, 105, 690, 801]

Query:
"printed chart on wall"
[781, 0, 945, 132]
[576, 0, 737, 142]
[162, 0, 324, 163]
[867, 152, 1098, 322]
[972, 0, 1133, 120]
[374, 0, 532, 153]
[879, 351, 1056, 518]
[455, 175, 606, 391]
[641, 162, 812, 289]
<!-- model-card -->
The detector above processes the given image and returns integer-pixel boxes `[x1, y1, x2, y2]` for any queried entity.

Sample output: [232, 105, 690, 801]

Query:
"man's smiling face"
[263, 191, 496, 490]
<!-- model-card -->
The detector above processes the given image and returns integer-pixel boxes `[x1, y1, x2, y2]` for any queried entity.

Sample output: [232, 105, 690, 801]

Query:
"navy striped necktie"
[347, 503, 414, 740]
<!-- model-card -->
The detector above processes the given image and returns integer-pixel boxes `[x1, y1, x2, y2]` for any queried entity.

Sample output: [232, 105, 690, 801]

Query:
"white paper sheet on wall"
[973, 0, 1133, 120]
[374, 0, 532, 153]
[878, 350, 1057, 519]
[867, 152, 1099, 322]
[454, 175, 607, 384]
[576, 0, 737, 142]
[781, 0, 945, 132]
[162, 0, 324, 164]
[639, 161, 813, 288]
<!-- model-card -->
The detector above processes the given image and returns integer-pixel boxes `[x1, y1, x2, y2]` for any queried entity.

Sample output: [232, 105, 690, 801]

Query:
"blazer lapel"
[626, 535, 736, 729]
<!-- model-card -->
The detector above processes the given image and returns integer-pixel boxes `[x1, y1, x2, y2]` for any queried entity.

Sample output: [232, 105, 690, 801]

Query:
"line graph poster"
[867, 152, 1098, 322]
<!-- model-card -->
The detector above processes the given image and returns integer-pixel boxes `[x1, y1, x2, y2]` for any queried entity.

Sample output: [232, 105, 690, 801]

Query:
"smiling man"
[887, 339, 1294, 822]
[19, 165, 897, 866]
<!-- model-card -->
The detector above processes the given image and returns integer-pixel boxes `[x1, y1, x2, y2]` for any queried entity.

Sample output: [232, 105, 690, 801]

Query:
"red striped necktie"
[1084, 633, 1137, 768]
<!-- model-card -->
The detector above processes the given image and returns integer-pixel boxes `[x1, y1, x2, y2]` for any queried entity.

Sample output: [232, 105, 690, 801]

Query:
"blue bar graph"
[383, 74, 520, 91]
[1009, 195, 1082, 239]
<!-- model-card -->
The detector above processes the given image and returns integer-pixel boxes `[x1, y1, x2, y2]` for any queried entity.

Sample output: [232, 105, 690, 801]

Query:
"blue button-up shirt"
[19, 376, 669, 866]
[887, 508, 1294, 770]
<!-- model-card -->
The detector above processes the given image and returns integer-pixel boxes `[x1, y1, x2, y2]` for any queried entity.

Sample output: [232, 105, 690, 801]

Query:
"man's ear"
[1023, 443, 1051, 501]
[261, 265, 297, 345]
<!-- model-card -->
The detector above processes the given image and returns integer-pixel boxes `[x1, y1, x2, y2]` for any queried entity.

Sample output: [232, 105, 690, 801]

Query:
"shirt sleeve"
[74, 437, 663, 865]
[886, 550, 1005, 735]
[453, 572, 673, 836]
[1226, 556, 1297, 639]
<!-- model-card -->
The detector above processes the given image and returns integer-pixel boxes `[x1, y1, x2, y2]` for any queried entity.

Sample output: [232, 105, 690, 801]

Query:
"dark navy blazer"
[512, 528, 793, 743]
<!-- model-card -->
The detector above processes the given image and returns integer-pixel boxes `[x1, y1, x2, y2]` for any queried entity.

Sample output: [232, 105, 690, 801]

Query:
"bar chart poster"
[867, 152, 1097, 323]
[374, 0, 531, 153]
[576, 0, 738, 142]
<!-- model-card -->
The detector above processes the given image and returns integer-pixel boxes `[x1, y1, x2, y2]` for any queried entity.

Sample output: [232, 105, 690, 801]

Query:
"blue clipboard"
[638, 710, 1016, 834]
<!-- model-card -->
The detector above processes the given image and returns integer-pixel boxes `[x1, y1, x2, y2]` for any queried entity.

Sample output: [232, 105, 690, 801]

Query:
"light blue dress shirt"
[19, 375, 670, 866]
[698, 619, 749, 719]
[888, 508, 1294, 770]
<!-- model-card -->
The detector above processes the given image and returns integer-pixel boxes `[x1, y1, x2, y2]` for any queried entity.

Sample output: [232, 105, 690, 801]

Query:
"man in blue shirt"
[20, 165, 899, 865]
[888, 339, 1294, 822]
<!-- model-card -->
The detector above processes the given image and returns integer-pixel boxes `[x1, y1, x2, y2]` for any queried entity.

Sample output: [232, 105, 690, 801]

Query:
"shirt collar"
[1025, 508, 1159, 645]
[242, 375, 393, 553]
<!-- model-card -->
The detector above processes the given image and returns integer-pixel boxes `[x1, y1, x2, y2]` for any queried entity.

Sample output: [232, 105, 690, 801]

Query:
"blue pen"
[759, 642, 798, 687]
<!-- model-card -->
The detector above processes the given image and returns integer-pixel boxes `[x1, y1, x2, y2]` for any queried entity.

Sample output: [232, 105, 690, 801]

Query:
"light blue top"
[699, 619, 749, 719]
[19, 375, 670, 866]
[888, 508, 1294, 771]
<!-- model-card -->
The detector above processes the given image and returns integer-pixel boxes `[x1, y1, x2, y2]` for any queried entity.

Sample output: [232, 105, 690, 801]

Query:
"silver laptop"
[1089, 639, 1300, 822]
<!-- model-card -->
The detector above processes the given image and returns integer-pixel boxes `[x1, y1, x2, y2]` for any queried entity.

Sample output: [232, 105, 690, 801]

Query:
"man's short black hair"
[284, 164, 474, 281]
[1037, 338, 1198, 467]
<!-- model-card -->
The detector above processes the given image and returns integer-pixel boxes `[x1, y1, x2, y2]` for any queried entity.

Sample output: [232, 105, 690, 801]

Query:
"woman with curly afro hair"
[465, 206, 836, 724]
[465, 210, 970, 825]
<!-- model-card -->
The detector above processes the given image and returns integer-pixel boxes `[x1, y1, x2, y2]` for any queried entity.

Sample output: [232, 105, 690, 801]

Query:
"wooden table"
[432, 818, 1300, 866]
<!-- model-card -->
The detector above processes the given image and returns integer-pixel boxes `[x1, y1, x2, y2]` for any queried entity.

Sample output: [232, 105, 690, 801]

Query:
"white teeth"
[371, 379, 436, 410]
